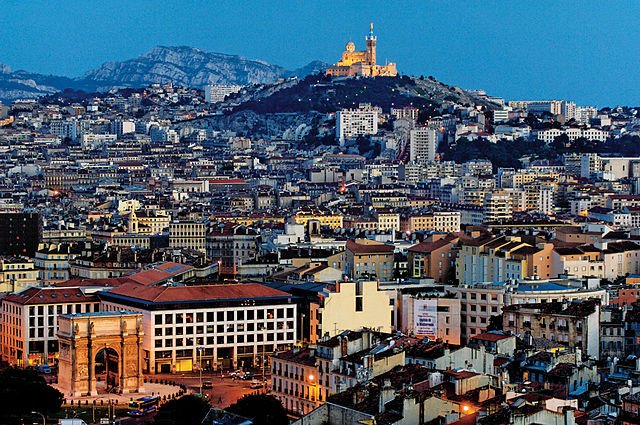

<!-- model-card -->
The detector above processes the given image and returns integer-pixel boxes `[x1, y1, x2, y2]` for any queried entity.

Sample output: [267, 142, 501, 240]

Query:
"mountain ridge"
[0, 46, 328, 102]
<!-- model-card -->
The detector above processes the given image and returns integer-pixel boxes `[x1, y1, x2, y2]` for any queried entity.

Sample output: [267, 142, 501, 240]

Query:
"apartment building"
[503, 299, 600, 358]
[34, 243, 80, 284]
[204, 84, 242, 103]
[315, 280, 392, 339]
[206, 223, 259, 276]
[0, 257, 40, 293]
[407, 234, 458, 283]
[271, 330, 402, 416]
[402, 211, 461, 233]
[98, 282, 297, 374]
[483, 190, 512, 223]
[169, 220, 207, 254]
[336, 107, 379, 145]
[398, 293, 461, 344]
[345, 239, 395, 281]
[409, 127, 438, 163]
[1, 286, 101, 366]
[453, 278, 607, 342]
[455, 235, 542, 285]
[292, 212, 344, 230]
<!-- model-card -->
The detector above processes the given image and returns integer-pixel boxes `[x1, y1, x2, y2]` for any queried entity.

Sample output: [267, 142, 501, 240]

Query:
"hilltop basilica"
[325, 22, 398, 78]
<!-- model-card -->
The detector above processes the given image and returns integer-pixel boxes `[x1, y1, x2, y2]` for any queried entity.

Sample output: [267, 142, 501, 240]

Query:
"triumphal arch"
[57, 311, 145, 398]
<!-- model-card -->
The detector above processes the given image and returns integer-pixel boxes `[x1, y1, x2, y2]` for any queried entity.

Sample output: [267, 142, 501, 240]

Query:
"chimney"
[379, 379, 395, 413]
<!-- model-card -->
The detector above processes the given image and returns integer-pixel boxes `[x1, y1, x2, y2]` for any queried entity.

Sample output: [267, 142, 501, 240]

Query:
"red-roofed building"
[469, 332, 516, 354]
[1, 286, 102, 367]
[345, 239, 395, 281]
[98, 282, 297, 374]
[407, 234, 459, 282]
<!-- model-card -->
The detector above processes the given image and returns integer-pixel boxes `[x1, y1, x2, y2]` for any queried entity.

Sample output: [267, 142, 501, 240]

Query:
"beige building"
[169, 220, 207, 254]
[375, 210, 400, 232]
[402, 211, 461, 233]
[483, 190, 512, 223]
[129, 209, 170, 235]
[503, 299, 600, 358]
[452, 278, 608, 342]
[345, 239, 395, 281]
[398, 294, 461, 344]
[316, 280, 392, 339]
[0, 257, 39, 293]
[293, 212, 343, 230]
[271, 330, 403, 416]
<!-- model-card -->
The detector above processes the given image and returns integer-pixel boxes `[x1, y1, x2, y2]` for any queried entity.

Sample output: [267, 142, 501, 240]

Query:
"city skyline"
[2, 0, 639, 106]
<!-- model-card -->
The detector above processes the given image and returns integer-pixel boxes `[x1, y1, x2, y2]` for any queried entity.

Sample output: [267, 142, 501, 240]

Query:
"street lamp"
[308, 374, 317, 410]
[197, 345, 206, 395]
[31, 411, 46, 425]
[262, 326, 267, 383]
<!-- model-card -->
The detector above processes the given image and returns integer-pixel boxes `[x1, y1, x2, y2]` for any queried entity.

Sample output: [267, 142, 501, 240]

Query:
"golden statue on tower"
[326, 22, 398, 77]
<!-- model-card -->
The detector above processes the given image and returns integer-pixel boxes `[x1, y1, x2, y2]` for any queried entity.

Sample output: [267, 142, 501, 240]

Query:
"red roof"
[107, 282, 292, 303]
[445, 370, 480, 380]
[471, 332, 512, 342]
[4, 287, 97, 305]
[408, 235, 457, 254]
[128, 270, 171, 286]
[346, 239, 395, 255]
[52, 278, 133, 288]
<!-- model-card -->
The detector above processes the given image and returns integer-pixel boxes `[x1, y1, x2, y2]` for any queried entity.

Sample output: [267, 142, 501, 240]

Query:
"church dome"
[345, 41, 355, 52]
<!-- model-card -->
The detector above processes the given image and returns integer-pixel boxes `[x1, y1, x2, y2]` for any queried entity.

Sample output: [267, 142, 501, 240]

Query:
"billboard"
[414, 299, 437, 339]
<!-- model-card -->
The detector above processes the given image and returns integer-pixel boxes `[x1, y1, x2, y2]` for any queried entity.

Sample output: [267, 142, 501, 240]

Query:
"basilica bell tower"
[365, 21, 377, 66]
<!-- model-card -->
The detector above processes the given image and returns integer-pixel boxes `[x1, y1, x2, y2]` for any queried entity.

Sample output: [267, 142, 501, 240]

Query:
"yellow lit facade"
[293, 212, 343, 230]
[326, 23, 398, 78]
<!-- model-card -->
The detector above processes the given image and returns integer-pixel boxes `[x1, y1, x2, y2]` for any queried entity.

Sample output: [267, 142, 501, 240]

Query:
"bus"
[127, 396, 160, 417]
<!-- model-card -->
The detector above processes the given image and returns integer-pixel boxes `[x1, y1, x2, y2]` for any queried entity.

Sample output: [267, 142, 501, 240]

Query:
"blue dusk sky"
[1, 0, 638, 106]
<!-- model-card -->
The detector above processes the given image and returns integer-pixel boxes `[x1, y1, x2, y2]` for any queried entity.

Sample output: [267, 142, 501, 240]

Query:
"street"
[151, 370, 270, 408]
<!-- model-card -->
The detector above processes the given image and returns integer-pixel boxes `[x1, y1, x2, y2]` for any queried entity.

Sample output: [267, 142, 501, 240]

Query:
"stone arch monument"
[57, 311, 145, 398]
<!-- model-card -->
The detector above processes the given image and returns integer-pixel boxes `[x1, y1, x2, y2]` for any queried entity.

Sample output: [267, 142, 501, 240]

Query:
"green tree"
[154, 395, 210, 425]
[226, 394, 288, 425]
[0, 367, 64, 425]
[487, 314, 504, 331]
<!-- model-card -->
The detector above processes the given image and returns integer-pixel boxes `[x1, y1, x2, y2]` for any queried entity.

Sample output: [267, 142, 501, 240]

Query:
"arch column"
[88, 330, 97, 396]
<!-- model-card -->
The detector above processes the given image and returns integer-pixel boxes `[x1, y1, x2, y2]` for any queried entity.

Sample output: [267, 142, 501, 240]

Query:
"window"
[355, 297, 363, 312]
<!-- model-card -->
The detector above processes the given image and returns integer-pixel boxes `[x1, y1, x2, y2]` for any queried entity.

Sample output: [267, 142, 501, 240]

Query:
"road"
[112, 371, 270, 424]
[152, 370, 270, 407]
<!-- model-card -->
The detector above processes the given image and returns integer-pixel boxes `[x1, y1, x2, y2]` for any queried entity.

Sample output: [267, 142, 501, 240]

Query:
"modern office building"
[98, 282, 297, 374]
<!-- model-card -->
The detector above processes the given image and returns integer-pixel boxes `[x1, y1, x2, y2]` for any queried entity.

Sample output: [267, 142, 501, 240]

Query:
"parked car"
[202, 381, 213, 389]
[239, 372, 254, 380]
[227, 369, 243, 378]
[37, 364, 52, 374]
[250, 380, 264, 389]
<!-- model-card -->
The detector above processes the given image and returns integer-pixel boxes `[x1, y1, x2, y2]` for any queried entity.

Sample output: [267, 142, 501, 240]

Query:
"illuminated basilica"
[325, 22, 398, 78]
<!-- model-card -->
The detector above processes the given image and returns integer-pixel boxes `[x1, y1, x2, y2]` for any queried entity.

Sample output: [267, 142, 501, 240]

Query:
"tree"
[226, 394, 288, 425]
[0, 367, 64, 424]
[154, 395, 210, 425]
[487, 314, 504, 331]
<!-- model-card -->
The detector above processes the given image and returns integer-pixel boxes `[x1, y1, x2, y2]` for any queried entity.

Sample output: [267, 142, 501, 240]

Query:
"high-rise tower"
[365, 21, 377, 66]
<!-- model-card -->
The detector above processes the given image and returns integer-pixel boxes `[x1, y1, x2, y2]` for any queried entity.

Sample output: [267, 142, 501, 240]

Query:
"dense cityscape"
[1, 13, 640, 425]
